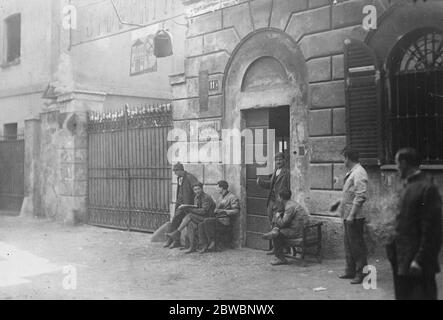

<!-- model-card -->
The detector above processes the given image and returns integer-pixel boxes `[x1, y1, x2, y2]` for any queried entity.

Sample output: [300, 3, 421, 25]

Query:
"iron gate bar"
[0, 138, 24, 213]
[87, 103, 172, 232]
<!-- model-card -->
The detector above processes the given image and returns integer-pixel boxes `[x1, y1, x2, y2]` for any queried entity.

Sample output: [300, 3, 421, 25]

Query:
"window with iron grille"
[388, 28, 443, 163]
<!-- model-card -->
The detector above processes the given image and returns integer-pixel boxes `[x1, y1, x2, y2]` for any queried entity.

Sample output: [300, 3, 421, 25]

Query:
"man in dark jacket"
[257, 152, 290, 224]
[166, 183, 216, 253]
[164, 163, 200, 249]
[262, 189, 308, 265]
[387, 148, 442, 300]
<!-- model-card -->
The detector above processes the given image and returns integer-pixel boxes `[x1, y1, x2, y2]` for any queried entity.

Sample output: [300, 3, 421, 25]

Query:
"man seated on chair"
[198, 180, 240, 254]
[166, 182, 215, 253]
[262, 189, 308, 266]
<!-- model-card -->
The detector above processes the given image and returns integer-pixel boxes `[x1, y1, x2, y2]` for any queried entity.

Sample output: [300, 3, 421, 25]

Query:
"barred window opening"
[389, 28, 443, 163]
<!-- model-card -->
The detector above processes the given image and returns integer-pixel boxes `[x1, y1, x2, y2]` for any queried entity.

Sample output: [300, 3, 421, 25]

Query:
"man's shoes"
[271, 258, 288, 266]
[184, 247, 197, 254]
[338, 273, 355, 279]
[165, 230, 180, 241]
[163, 238, 173, 248]
[169, 241, 181, 249]
[207, 241, 216, 251]
[262, 229, 279, 240]
[266, 251, 275, 256]
[350, 274, 365, 285]
[198, 245, 209, 254]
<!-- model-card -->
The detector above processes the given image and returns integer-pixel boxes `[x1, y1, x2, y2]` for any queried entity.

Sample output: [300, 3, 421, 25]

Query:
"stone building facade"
[170, 0, 443, 256]
[0, 0, 186, 223]
[0, 0, 441, 258]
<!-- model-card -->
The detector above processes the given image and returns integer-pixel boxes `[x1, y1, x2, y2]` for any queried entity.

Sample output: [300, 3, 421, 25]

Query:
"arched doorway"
[222, 29, 309, 248]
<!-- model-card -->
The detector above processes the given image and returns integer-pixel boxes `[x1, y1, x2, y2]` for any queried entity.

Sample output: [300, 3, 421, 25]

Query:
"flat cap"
[173, 163, 185, 171]
[274, 152, 285, 160]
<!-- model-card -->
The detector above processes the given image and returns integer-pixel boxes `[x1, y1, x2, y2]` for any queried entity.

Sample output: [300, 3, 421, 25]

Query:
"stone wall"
[21, 91, 105, 225]
[171, 0, 441, 257]
[69, 0, 186, 100]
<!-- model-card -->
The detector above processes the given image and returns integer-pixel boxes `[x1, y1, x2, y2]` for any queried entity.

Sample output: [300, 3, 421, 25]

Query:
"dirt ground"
[0, 216, 441, 300]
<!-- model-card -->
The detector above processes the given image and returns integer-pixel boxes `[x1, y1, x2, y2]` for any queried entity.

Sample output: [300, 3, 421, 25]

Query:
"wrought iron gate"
[87, 104, 173, 232]
[0, 137, 25, 213]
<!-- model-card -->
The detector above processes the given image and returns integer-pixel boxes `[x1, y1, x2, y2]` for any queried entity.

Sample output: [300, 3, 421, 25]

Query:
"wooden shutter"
[344, 38, 382, 165]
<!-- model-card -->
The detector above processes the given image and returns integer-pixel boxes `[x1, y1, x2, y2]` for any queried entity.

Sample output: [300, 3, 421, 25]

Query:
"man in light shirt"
[198, 180, 240, 253]
[331, 148, 369, 284]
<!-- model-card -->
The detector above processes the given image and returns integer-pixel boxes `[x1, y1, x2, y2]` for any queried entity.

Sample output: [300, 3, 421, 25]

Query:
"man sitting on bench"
[198, 180, 240, 254]
[262, 189, 308, 266]
[166, 183, 215, 253]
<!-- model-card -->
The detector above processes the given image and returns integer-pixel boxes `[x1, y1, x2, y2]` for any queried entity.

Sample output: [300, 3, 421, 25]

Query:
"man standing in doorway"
[257, 152, 291, 224]
[331, 148, 369, 284]
[386, 148, 441, 300]
[164, 163, 200, 249]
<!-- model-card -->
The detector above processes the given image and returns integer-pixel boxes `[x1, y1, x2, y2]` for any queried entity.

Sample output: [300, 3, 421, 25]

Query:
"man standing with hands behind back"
[331, 148, 369, 285]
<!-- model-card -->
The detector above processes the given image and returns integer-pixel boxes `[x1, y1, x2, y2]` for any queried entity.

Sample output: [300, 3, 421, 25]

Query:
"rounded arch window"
[388, 28, 443, 163]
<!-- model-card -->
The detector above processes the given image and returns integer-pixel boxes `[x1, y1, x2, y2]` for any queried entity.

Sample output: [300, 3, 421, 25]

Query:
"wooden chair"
[285, 222, 323, 264]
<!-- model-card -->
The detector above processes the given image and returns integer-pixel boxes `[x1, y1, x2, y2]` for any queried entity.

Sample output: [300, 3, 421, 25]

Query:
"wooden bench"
[284, 222, 323, 264]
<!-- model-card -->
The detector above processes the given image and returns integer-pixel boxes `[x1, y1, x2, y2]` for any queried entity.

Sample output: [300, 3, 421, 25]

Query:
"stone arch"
[222, 28, 309, 247]
[241, 56, 289, 92]
[365, 1, 443, 66]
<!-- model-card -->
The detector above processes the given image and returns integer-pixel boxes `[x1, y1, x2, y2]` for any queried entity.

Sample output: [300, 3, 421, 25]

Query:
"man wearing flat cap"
[257, 152, 291, 228]
[164, 163, 200, 249]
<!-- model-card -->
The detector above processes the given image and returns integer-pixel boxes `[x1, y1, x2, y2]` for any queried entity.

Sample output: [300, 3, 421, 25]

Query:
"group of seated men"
[163, 155, 308, 265]
[163, 163, 240, 254]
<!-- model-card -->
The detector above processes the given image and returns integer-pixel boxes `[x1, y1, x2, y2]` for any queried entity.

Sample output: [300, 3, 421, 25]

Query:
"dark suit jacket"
[189, 192, 216, 217]
[272, 200, 308, 239]
[387, 171, 442, 276]
[175, 171, 199, 209]
[258, 167, 290, 206]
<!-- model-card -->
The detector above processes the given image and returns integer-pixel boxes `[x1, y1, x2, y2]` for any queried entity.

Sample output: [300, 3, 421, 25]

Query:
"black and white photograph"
[0, 0, 442, 304]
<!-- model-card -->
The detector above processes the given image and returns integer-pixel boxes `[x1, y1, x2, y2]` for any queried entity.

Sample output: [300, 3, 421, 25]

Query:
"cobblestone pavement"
[0, 216, 441, 300]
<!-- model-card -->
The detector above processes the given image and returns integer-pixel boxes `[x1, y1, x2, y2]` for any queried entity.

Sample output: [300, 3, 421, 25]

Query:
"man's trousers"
[392, 272, 438, 300]
[272, 228, 297, 260]
[343, 219, 368, 276]
[169, 207, 187, 232]
[266, 200, 277, 224]
[387, 244, 438, 300]
[198, 218, 230, 247]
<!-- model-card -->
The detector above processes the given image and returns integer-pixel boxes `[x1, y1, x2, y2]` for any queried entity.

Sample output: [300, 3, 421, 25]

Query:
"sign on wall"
[130, 35, 157, 76]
